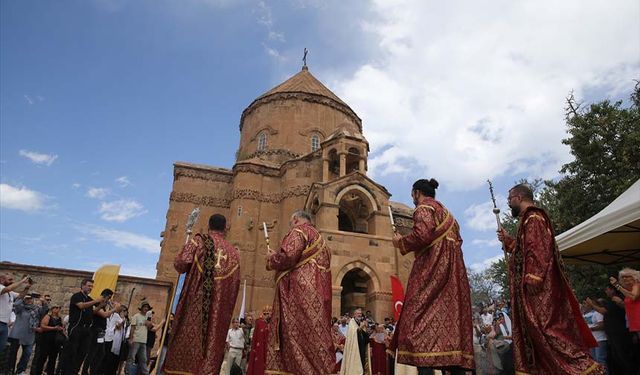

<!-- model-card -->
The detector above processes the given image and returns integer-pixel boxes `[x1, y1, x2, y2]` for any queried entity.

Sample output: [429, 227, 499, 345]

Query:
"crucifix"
[303, 48, 308, 67]
[214, 248, 228, 269]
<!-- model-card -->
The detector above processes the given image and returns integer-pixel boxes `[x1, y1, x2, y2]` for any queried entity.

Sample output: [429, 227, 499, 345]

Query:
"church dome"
[236, 67, 363, 165]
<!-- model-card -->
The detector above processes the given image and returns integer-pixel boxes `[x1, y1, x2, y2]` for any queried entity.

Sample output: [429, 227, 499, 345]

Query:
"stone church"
[155, 65, 415, 320]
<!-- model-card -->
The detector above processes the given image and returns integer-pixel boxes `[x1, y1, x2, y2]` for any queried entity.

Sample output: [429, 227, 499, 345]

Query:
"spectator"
[125, 300, 154, 375]
[102, 303, 125, 375]
[588, 289, 638, 375]
[480, 308, 493, 326]
[241, 313, 254, 372]
[7, 293, 39, 375]
[383, 317, 394, 333]
[111, 306, 130, 375]
[338, 316, 348, 337]
[59, 278, 103, 375]
[155, 312, 174, 375]
[225, 318, 244, 375]
[83, 288, 120, 375]
[0, 274, 30, 352]
[145, 310, 164, 371]
[487, 312, 513, 375]
[34, 303, 64, 375]
[611, 268, 640, 341]
[582, 301, 607, 372]
[30, 294, 51, 375]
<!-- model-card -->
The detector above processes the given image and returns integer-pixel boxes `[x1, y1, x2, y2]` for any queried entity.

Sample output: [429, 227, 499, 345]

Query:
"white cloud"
[470, 254, 504, 273]
[98, 199, 147, 222]
[255, 1, 286, 59]
[86, 187, 109, 199]
[19, 150, 58, 166]
[263, 44, 285, 62]
[81, 225, 159, 253]
[72, 183, 81, 189]
[335, 0, 640, 190]
[464, 195, 508, 232]
[115, 176, 131, 187]
[23, 95, 34, 105]
[0, 183, 45, 212]
[471, 238, 501, 248]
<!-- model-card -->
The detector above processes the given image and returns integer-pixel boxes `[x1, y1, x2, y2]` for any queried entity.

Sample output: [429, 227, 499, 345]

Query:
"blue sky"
[1, 0, 638, 278]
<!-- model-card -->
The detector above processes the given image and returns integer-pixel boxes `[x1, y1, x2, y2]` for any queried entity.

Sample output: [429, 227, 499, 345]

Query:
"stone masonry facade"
[156, 66, 415, 321]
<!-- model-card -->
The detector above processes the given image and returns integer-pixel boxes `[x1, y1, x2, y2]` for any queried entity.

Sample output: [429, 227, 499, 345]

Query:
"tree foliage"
[486, 258, 509, 300]
[545, 84, 640, 234]
[544, 83, 640, 300]
[486, 83, 640, 301]
[468, 268, 500, 306]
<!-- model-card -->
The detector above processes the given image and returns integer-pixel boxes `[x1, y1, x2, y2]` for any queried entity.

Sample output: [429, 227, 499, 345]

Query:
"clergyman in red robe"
[246, 305, 271, 375]
[370, 325, 389, 375]
[498, 184, 604, 375]
[265, 210, 334, 375]
[163, 214, 241, 375]
[391, 178, 475, 374]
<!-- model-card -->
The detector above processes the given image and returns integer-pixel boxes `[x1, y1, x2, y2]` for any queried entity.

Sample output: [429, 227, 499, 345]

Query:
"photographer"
[83, 288, 121, 375]
[7, 292, 39, 375]
[30, 293, 51, 375]
[1, 274, 31, 353]
[59, 279, 104, 375]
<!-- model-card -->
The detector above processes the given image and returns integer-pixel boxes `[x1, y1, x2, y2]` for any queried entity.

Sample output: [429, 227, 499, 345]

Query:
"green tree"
[545, 84, 640, 234]
[487, 84, 640, 301]
[486, 258, 509, 300]
[468, 268, 500, 306]
[544, 83, 640, 300]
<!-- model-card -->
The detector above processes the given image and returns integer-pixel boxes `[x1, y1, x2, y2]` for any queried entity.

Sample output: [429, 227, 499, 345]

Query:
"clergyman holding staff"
[264, 210, 334, 375]
[162, 214, 241, 375]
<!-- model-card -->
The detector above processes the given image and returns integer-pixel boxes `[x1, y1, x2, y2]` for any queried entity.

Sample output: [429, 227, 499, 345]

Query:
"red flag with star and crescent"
[390, 275, 405, 321]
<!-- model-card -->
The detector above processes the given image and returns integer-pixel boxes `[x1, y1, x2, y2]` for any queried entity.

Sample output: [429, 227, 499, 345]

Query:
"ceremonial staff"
[487, 180, 508, 261]
[151, 207, 200, 375]
[263, 222, 275, 261]
[388, 205, 397, 234]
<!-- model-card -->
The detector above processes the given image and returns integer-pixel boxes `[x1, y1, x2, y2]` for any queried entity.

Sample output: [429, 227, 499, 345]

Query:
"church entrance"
[340, 268, 372, 316]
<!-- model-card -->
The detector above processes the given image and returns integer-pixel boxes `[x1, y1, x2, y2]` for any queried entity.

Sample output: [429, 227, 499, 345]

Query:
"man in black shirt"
[60, 279, 104, 375]
[587, 286, 639, 374]
[82, 288, 121, 375]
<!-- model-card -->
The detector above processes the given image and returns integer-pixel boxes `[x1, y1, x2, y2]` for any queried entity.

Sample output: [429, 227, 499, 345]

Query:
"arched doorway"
[340, 268, 373, 316]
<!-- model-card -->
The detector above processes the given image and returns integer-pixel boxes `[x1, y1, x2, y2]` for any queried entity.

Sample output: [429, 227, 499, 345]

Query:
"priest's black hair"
[209, 214, 226, 231]
[412, 178, 439, 198]
[509, 183, 534, 201]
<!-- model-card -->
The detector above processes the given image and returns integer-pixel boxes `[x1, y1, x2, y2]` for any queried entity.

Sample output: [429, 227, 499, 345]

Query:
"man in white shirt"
[0, 274, 30, 351]
[583, 303, 607, 370]
[480, 308, 494, 326]
[338, 316, 348, 337]
[225, 318, 244, 375]
[104, 306, 124, 372]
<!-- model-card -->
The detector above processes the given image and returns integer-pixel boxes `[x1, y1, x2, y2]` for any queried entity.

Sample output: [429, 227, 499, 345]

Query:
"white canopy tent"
[557, 179, 640, 265]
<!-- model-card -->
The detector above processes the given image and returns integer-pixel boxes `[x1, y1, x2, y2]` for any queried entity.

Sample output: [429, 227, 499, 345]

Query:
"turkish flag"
[390, 275, 405, 321]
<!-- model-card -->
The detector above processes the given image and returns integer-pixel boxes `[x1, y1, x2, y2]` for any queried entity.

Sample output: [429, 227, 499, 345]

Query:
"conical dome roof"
[240, 67, 361, 131]
[256, 67, 348, 106]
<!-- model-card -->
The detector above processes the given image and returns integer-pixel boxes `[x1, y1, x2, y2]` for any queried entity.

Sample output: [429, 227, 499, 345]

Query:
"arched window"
[257, 132, 267, 151]
[337, 189, 375, 234]
[311, 135, 320, 152]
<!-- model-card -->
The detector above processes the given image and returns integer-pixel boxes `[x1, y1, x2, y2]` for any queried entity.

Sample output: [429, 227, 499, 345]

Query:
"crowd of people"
[0, 275, 166, 375]
[471, 267, 640, 375]
[1, 180, 640, 375]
